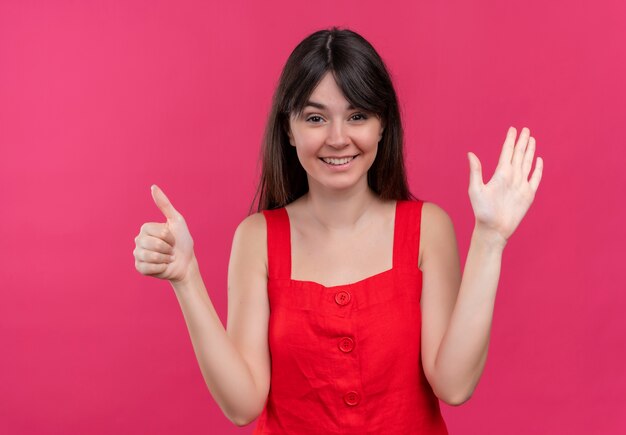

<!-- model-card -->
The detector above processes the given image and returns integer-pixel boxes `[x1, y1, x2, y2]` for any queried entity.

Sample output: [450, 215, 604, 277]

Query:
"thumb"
[467, 152, 484, 189]
[151, 184, 180, 220]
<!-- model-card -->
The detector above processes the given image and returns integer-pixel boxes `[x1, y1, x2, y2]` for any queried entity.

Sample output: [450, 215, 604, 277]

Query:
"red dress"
[253, 200, 448, 434]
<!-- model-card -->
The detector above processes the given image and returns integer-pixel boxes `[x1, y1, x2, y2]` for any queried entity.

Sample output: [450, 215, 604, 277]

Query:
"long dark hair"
[251, 27, 416, 212]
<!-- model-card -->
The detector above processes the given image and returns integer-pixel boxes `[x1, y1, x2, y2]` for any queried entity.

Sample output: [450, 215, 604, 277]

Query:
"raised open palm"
[133, 185, 196, 283]
[467, 126, 544, 246]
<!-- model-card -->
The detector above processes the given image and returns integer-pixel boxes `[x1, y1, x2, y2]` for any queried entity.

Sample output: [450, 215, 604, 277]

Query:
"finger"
[140, 222, 176, 247]
[467, 152, 484, 190]
[497, 126, 517, 168]
[138, 235, 174, 255]
[529, 157, 543, 192]
[135, 260, 168, 276]
[522, 136, 536, 180]
[511, 127, 530, 173]
[134, 248, 174, 264]
[151, 185, 180, 221]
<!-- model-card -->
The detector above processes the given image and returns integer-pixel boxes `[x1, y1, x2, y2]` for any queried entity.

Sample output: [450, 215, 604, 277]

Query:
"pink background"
[1, 1, 624, 434]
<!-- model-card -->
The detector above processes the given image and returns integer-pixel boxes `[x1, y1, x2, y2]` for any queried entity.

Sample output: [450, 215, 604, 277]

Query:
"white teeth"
[322, 156, 355, 165]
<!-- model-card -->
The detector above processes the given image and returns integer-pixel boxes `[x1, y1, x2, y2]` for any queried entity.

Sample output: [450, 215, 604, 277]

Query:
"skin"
[133, 71, 544, 422]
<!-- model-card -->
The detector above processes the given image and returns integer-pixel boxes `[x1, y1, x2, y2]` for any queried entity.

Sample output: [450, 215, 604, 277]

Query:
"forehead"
[306, 72, 351, 109]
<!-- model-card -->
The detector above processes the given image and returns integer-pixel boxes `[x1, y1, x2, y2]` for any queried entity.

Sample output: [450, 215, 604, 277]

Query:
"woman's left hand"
[467, 126, 544, 247]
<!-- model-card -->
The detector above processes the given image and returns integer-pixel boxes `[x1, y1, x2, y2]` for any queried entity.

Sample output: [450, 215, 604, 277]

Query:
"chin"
[313, 176, 370, 193]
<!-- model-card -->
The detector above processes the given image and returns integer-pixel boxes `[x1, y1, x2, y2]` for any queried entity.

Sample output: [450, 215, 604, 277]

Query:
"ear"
[283, 117, 295, 147]
[287, 128, 295, 147]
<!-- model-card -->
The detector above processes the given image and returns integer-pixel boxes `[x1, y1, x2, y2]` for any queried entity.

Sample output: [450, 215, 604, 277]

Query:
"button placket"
[333, 289, 361, 407]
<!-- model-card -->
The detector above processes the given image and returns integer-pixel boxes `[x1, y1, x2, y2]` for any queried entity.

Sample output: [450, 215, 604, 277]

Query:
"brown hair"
[251, 27, 416, 212]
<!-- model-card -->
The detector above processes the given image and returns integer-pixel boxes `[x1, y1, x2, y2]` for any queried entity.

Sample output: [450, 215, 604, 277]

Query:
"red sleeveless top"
[253, 200, 448, 434]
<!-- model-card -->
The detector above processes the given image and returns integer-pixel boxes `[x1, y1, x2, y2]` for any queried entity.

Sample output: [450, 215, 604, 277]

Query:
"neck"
[303, 181, 379, 231]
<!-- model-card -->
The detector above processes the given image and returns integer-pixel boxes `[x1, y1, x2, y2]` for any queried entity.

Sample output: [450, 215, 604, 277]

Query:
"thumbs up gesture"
[134, 185, 196, 283]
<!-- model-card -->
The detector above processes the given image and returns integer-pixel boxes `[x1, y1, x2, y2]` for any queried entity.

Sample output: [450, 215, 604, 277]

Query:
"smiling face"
[287, 71, 385, 195]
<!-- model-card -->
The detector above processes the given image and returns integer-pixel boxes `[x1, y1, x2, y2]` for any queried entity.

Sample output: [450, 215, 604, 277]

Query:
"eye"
[351, 113, 368, 121]
[305, 115, 324, 123]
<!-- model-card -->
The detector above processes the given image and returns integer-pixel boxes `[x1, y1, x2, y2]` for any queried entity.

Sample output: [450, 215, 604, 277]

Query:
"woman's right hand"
[134, 185, 196, 284]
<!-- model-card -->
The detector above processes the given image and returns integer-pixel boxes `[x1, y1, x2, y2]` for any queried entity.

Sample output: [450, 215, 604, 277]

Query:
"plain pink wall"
[1, 1, 624, 433]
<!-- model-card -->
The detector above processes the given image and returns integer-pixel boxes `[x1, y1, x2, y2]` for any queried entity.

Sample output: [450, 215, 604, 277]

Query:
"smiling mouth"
[319, 155, 358, 166]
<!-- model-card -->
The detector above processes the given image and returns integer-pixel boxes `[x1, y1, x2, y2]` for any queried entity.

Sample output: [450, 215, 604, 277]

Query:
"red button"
[344, 391, 360, 406]
[338, 337, 354, 353]
[334, 290, 351, 306]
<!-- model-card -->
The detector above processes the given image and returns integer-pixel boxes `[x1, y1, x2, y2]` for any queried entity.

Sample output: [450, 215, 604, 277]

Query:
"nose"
[326, 120, 349, 148]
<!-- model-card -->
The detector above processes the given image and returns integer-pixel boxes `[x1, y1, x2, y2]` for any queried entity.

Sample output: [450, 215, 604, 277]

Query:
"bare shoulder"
[227, 213, 269, 332]
[421, 201, 454, 229]
[419, 201, 456, 270]
[231, 212, 268, 274]
[234, 211, 267, 241]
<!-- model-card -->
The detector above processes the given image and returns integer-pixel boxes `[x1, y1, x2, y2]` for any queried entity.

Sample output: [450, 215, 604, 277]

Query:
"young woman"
[134, 27, 543, 434]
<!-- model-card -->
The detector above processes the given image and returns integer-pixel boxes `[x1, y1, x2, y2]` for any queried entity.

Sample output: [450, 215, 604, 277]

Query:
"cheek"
[355, 124, 381, 141]
[294, 143, 319, 169]
[293, 133, 323, 154]
[365, 145, 379, 166]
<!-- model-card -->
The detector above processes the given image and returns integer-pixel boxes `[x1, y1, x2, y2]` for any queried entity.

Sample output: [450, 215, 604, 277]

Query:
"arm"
[171, 213, 270, 426]
[137, 186, 270, 425]
[420, 205, 505, 406]
[421, 126, 543, 405]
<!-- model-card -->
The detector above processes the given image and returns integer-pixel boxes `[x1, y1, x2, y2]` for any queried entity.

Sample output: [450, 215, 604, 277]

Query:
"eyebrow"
[304, 100, 356, 110]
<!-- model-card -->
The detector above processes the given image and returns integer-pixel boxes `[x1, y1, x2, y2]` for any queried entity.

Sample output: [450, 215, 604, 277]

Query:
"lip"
[319, 154, 359, 159]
